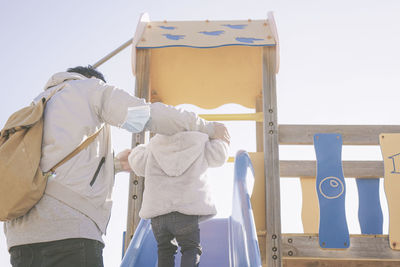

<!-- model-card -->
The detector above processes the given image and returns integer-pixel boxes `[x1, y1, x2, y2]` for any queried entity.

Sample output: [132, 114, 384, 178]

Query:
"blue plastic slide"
[120, 150, 262, 267]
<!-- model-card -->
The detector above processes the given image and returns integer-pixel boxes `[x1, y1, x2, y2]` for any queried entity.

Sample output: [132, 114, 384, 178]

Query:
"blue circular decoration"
[319, 176, 344, 199]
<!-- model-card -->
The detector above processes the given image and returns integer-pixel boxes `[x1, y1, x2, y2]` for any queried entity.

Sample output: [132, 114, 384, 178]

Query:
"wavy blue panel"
[356, 178, 383, 234]
[314, 133, 350, 249]
[120, 150, 261, 267]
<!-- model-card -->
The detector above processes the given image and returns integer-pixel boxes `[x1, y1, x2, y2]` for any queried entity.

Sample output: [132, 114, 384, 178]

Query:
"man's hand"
[115, 149, 132, 173]
[212, 122, 231, 145]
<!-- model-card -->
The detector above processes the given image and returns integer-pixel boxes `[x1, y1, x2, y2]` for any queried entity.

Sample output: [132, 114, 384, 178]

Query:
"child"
[128, 130, 229, 267]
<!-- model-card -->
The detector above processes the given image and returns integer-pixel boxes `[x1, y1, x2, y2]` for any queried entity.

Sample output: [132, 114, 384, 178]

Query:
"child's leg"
[151, 215, 178, 267]
[173, 213, 202, 267]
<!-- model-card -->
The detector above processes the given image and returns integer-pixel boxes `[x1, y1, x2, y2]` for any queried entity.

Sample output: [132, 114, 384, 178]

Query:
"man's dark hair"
[67, 65, 106, 83]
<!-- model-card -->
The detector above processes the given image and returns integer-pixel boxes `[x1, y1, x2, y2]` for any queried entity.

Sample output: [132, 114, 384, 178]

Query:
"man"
[4, 66, 230, 267]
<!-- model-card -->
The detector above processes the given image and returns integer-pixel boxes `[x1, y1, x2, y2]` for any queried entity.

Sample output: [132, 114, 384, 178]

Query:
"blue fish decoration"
[163, 34, 185, 41]
[198, 30, 225, 36]
[235, 37, 264, 43]
[222, 24, 247, 29]
[159, 26, 176, 30]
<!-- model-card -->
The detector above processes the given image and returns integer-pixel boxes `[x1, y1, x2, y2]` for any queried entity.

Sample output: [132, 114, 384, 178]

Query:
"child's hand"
[212, 122, 231, 145]
[115, 149, 133, 173]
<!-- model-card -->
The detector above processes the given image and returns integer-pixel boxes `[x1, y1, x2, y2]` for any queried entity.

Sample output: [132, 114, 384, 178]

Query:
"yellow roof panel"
[136, 19, 276, 48]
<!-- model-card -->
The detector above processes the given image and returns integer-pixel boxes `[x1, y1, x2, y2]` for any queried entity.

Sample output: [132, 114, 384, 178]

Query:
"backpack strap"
[48, 125, 105, 173]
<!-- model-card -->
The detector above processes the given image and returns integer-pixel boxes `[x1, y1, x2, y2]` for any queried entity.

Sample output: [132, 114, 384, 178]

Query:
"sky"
[1, 0, 400, 266]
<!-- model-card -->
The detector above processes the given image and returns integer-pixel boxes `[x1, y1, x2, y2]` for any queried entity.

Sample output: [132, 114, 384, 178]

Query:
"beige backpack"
[0, 87, 102, 221]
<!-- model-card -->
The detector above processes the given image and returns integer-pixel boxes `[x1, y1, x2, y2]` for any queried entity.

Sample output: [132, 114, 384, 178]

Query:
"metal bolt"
[133, 195, 138, 200]
[268, 109, 273, 113]
[272, 247, 277, 252]
[269, 130, 274, 134]
[269, 122, 274, 126]
[288, 251, 293, 256]
[133, 180, 139, 185]
[288, 238, 293, 243]
[272, 255, 277, 260]
[272, 234, 277, 239]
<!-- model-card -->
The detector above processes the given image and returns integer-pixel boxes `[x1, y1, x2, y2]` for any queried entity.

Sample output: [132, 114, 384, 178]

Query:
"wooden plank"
[124, 49, 151, 253]
[379, 133, 400, 250]
[281, 234, 400, 260]
[280, 160, 383, 178]
[262, 46, 282, 266]
[300, 177, 319, 233]
[283, 259, 400, 267]
[279, 125, 400, 145]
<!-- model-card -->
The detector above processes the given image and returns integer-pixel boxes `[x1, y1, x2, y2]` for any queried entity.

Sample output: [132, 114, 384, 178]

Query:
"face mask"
[121, 105, 151, 133]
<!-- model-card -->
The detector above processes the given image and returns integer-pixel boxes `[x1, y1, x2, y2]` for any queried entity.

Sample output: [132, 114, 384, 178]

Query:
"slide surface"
[120, 150, 262, 267]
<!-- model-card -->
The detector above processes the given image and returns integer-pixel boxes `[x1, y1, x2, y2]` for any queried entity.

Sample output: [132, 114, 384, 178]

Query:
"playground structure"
[93, 12, 400, 267]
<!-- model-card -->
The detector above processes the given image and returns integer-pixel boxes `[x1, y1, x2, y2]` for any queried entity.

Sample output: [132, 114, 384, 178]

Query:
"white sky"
[1, 0, 400, 266]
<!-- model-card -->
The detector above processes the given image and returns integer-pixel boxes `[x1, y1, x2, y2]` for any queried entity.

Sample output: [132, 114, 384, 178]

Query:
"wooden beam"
[281, 234, 400, 260]
[279, 125, 400, 145]
[263, 46, 282, 266]
[124, 49, 151, 253]
[280, 160, 383, 178]
[283, 259, 400, 267]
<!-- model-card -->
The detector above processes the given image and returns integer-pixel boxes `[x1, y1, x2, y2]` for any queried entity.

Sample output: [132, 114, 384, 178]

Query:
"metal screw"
[269, 109, 273, 113]
[133, 180, 139, 185]
[269, 130, 274, 134]
[133, 195, 137, 200]
[272, 234, 277, 239]
[288, 251, 293, 256]
[269, 122, 274, 126]
[272, 247, 277, 252]
[322, 242, 326, 247]
[272, 255, 277, 260]
[288, 238, 293, 243]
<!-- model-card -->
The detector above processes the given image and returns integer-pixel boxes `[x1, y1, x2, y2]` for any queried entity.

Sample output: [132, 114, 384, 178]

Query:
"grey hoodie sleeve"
[204, 139, 229, 168]
[88, 79, 148, 127]
[147, 102, 216, 137]
[128, 144, 149, 177]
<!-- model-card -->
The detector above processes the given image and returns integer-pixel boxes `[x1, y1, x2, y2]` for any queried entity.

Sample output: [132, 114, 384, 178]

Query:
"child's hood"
[149, 131, 209, 177]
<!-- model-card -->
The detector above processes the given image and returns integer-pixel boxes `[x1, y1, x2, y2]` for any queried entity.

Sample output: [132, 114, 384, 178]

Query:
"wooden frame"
[262, 46, 282, 267]
[124, 49, 151, 252]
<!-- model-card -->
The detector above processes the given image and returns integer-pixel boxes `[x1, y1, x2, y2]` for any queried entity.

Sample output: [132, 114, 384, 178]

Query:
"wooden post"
[262, 46, 282, 266]
[124, 49, 151, 253]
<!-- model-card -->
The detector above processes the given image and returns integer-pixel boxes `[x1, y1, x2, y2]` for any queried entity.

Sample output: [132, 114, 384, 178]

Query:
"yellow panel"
[249, 152, 266, 232]
[137, 19, 276, 48]
[379, 133, 400, 250]
[300, 177, 319, 233]
[149, 46, 262, 109]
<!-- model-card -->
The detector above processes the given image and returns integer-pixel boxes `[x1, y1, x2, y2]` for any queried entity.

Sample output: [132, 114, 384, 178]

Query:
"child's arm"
[204, 139, 229, 167]
[128, 144, 149, 177]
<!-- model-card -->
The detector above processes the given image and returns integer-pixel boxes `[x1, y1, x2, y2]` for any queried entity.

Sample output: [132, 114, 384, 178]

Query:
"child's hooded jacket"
[128, 131, 228, 220]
